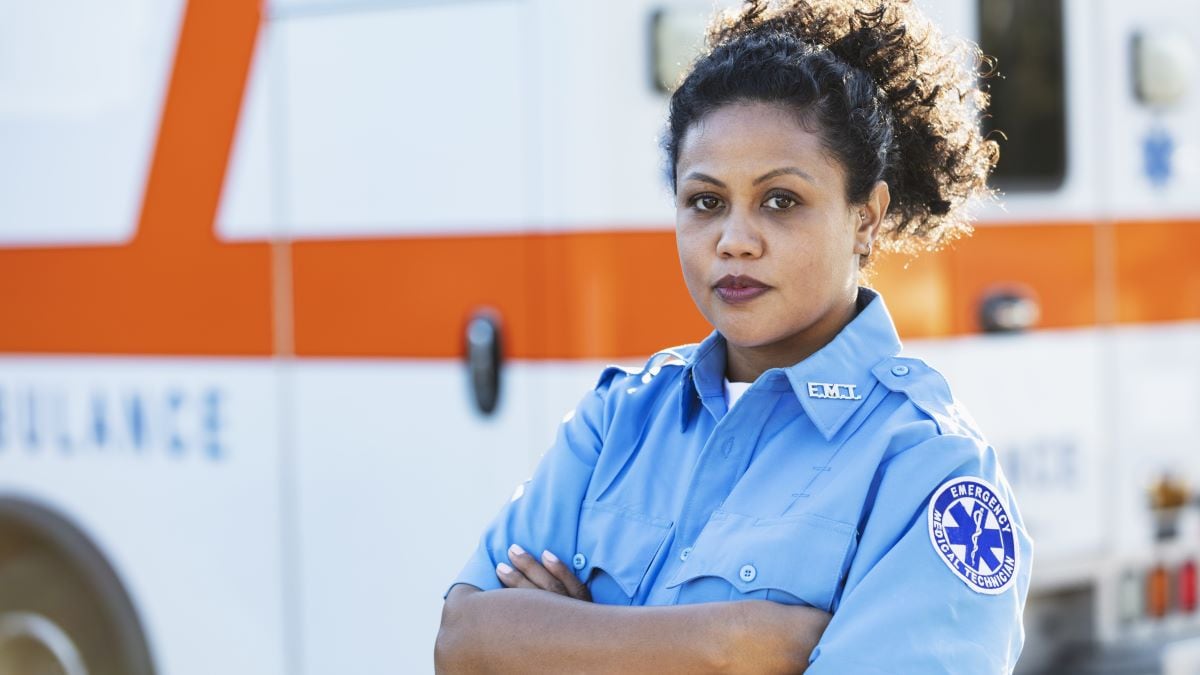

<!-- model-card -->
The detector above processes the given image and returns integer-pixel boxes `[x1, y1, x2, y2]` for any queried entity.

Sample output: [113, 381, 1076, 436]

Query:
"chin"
[714, 321, 785, 350]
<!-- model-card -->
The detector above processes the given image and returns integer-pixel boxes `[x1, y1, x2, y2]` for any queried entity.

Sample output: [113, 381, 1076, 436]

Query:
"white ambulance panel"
[1103, 1, 1200, 217]
[217, 26, 281, 242]
[906, 331, 1108, 587]
[0, 358, 287, 675]
[0, 0, 185, 246]
[276, 2, 529, 238]
[292, 361, 550, 673]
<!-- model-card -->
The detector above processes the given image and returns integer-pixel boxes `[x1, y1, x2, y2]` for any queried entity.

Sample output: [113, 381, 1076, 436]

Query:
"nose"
[716, 213, 763, 259]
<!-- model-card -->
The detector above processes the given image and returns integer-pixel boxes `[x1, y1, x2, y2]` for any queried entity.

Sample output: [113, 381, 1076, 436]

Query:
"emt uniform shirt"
[451, 288, 1033, 673]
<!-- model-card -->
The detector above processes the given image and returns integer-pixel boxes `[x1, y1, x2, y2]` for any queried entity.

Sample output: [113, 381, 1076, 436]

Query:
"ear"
[853, 181, 890, 256]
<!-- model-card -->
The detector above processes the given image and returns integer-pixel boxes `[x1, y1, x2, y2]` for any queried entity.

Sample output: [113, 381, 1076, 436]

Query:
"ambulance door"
[903, 0, 1111, 598]
[520, 0, 691, 446]
[2, 2, 290, 674]
[218, 1, 542, 671]
[880, 4, 1113, 669]
[1098, 0, 1200, 641]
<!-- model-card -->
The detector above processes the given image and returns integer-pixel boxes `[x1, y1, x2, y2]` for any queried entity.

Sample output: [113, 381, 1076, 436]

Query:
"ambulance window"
[977, 0, 1067, 191]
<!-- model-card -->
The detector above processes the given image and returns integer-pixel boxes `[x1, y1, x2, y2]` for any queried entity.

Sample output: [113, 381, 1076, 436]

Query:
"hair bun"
[702, 0, 997, 254]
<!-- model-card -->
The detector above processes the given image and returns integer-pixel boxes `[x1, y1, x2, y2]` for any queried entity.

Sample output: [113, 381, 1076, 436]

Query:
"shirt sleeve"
[806, 434, 1033, 674]
[445, 370, 615, 596]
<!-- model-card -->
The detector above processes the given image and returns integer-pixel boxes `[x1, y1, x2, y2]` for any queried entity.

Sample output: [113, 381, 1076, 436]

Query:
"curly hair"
[663, 0, 998, 256]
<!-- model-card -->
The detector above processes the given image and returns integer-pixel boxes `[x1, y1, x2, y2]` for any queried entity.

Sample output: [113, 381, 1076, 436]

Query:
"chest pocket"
[665, 510, 857, 612]
[575, 501, 673, 605]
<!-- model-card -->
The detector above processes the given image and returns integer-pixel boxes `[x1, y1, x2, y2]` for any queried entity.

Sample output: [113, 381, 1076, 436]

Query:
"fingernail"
[497, 562, 513, 575]
[508, 543, 525, 557]
[542, 550, 559, 564]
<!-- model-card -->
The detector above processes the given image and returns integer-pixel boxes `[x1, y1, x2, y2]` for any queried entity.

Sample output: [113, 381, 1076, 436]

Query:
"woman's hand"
[496, 544, 592, 602]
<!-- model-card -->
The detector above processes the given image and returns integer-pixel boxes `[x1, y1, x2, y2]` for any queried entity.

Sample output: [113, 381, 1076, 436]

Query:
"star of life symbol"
[927, 477, 1019, 595]
[1143, 127, 1174, 188]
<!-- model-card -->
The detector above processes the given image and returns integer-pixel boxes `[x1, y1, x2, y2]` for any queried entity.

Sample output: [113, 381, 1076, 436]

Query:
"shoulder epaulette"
[594, 344, 695, 392]
[872, 356, 985, 442]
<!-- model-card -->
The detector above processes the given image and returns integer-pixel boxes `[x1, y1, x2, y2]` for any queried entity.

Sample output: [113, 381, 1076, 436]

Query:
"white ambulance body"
[0, 0, 1197, 673]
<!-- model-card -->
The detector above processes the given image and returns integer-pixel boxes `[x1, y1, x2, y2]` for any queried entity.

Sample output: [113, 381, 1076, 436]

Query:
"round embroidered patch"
[927, 477, 1019, 595]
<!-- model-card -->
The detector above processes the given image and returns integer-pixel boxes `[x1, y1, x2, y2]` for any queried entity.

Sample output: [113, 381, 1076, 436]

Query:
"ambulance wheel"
[0, 502, 154, 675]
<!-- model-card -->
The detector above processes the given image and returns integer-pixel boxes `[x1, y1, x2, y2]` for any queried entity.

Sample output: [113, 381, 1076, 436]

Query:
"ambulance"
[0, 0, 1197, 673]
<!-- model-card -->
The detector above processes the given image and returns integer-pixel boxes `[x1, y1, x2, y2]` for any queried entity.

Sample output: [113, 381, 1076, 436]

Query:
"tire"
[0, 506, 154, 675]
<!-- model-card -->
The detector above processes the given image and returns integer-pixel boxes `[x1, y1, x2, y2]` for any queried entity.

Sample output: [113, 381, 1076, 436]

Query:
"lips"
[714, 274, 770, 304]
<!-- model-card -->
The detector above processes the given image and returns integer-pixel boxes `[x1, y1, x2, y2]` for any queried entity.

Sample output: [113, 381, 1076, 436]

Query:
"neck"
[724, 292, 859, 382]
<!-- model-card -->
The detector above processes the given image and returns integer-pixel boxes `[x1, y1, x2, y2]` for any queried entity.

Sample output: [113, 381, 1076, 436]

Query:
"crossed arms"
[434, 544, 831, 674]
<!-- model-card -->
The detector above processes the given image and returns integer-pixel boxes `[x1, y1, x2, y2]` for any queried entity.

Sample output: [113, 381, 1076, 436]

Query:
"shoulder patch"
[927, 476, 1019, 595]
[873, 357, 984, 440]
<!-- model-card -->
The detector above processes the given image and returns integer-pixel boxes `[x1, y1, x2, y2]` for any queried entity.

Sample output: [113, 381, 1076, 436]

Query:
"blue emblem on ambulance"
[1143, 127, 1174, 187]
[927, 477, 1019, 595]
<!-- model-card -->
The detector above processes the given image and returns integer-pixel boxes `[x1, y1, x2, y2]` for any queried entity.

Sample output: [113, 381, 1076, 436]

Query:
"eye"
[688, 194, 724, 212]
[763, 193, 798, 210]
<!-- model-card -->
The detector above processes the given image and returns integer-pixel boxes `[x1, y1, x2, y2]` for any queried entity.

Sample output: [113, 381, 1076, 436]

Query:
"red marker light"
[1180, 560, 1197, 613]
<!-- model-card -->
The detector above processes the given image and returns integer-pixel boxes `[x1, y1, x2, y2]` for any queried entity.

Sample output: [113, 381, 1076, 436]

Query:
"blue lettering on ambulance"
[202, 389, 225, 460]
[167, 389, 185, 455]
[23, 389, 39, 449]
[51, 390, 71, 453]
[125, 393, 147, 451]
[90, 394, 108, 447]
[0, 383, 227, 461]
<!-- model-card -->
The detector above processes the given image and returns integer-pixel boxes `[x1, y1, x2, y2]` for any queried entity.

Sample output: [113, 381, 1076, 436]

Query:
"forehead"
[677, 101, 844, 185]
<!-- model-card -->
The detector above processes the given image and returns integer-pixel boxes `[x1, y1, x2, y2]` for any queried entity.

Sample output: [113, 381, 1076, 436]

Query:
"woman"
[436, 0, 1030, 672]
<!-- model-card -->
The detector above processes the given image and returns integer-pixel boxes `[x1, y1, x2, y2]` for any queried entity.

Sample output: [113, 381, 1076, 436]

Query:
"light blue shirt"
[451, 288, 1032, 672]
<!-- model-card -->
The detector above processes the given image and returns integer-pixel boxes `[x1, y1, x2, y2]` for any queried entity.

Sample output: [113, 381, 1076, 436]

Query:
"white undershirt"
[724, 379, 752, 410]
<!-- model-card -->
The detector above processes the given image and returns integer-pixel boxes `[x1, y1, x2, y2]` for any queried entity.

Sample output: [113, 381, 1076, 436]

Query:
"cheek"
[775, 231, 845, 291]
[675, 237, 712, 305]
[806, 217, 856, 262]
[675, 229, 705, 275]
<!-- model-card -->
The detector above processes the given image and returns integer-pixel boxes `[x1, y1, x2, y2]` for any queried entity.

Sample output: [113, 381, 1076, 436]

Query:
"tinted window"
[978, 0, 1067, 191]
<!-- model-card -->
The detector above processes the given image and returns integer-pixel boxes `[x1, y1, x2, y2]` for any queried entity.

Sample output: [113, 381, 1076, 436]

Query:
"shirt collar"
[680, 288, 903, 439]
[678, 331, 728, 428]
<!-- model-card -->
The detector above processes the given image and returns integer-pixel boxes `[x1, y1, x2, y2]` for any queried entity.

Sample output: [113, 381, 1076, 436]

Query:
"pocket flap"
[576, 502, 673, 598]
[665, 511, 857, 611]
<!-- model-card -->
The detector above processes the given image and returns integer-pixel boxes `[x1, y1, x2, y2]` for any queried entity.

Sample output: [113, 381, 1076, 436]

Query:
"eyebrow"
[753, 167, 815, 185]
[682, 172, 726, 188]
[681, 167, 815, 189]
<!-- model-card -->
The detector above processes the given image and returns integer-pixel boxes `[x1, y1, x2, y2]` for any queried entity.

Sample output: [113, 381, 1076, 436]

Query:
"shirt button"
[680, 547, 693, 562]
[891, 364, 910, 377]
[739, 564, 757, 583]
[572, 553, 587, 570]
